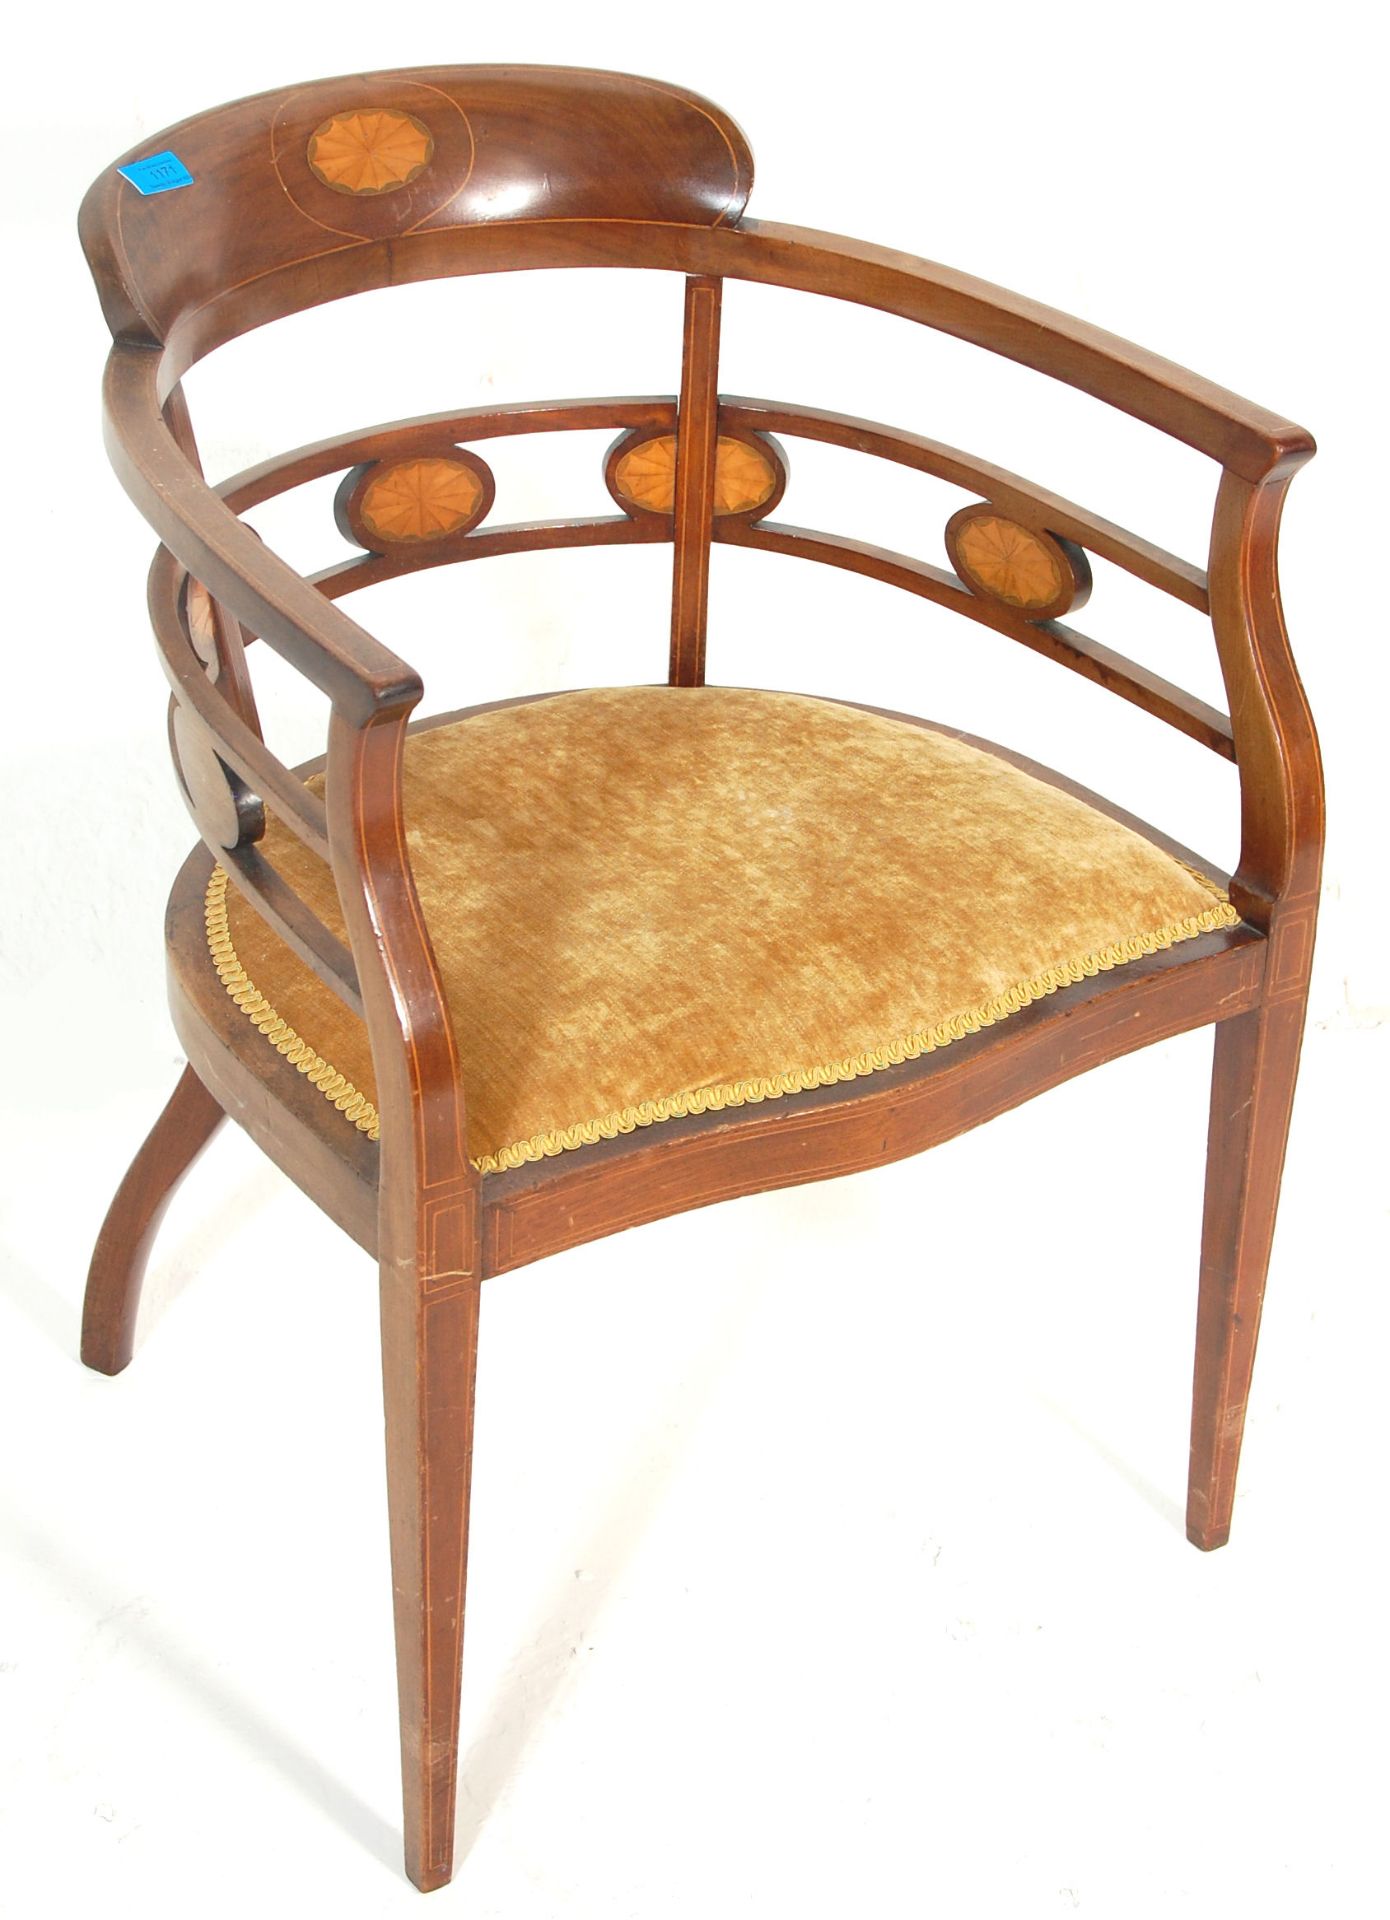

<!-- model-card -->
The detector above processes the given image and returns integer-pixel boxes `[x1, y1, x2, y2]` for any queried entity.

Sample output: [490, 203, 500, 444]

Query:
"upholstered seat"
[213, 686, 1237, 1172]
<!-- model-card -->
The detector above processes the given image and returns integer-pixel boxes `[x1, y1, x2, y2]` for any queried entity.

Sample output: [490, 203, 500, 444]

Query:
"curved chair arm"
[139, 214, 1314, 492]
[182, 213, 1311, 484]
[723, 221, 1317, 483]
[104, 343, 423, 721]
[707, 222, 1322, 921]
[106, 341, 472, 1206]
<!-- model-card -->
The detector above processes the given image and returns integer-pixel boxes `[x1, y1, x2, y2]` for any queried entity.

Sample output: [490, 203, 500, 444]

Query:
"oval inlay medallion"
[610, 433, 783, 517]
[356, 457, 487, 543]
[946, 508, 1090, 620]
[307, 108, 435, 196]
[186, 579, 218, 665]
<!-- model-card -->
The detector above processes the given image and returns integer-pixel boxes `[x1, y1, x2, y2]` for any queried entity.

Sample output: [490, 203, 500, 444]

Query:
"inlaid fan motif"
[612, 434, 780, 515]
[952, 514, 1064, 610]
[307, 108, 435, 195]
[358, 458, 485, 543]
[711, 438, 781, 515]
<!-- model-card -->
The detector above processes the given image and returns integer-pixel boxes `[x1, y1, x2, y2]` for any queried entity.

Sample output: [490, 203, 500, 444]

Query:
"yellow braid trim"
[205, 866, 380, 1138]
[205, 864, 1239, 1174]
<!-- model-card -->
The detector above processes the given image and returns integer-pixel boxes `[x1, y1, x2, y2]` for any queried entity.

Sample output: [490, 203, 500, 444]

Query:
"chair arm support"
[325, 708, 478, 1204]
[1207, 467, 1324, 929]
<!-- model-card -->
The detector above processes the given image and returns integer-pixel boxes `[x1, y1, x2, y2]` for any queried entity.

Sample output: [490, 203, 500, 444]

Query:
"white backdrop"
[2, 6, 1384, 1917]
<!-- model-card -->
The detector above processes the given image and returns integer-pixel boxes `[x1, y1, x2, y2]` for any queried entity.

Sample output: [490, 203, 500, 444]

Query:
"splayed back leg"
[81, 1065, 225, 1375]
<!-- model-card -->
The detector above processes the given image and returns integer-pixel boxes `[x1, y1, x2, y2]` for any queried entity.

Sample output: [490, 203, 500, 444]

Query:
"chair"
[78, 66, 1322, 1892]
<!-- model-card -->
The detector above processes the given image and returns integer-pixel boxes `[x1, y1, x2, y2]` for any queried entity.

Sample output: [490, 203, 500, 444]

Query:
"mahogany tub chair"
[78, 66, 1322, 1891]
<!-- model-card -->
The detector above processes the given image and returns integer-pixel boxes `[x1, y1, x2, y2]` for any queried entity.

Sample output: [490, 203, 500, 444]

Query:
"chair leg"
[82, 1065, 225, 1376]
[380, 1251, 481, 1892]
[1186, 996, 1308, 1551]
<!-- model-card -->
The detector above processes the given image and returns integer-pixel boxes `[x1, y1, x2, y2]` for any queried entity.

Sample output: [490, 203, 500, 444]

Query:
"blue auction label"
[117, 151, 194, 196]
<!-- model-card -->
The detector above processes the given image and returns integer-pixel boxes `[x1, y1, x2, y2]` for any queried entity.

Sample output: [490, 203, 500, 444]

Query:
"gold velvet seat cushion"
[209, 687, 1237, 1172]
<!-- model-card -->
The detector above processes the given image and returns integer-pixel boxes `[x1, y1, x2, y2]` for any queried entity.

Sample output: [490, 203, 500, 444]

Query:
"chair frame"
[79, 66, 1322, 1891]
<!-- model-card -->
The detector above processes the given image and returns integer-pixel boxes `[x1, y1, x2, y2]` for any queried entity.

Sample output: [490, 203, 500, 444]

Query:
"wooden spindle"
[668, 275, 723, 685]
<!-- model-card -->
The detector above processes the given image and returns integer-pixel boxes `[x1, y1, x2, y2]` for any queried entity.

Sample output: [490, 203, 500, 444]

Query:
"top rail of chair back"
[80, 63, 1309, 480]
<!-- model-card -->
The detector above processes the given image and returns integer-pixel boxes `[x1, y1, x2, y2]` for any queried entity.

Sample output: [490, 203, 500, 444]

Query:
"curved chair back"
[80, 66, 753, 352]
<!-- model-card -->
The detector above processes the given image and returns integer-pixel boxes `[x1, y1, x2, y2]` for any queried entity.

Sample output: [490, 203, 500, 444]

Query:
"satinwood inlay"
[956, 515, 1061, 605]
[307, 109, 435, 196]
[946, 506, 1090, 620]
[186, 579, 217, 665]
[357, 457, 486, 543]
[611, 433, 781, 516]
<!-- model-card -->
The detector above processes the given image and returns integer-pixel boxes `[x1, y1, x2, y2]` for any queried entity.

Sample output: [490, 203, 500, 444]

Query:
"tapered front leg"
[380, 1188, 481, 1892]
[82, 1065, 225, 1375]
[326, 702, 483, 1888]
[1187, 996, 1308, 1550]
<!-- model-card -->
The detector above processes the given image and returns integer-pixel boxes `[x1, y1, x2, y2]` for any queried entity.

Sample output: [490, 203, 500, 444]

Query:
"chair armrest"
[103, 343, 423, 722]
[107, 343, 457, 1139]
[717, 220, 1321, 926]
[731, 221, 1315, 482]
